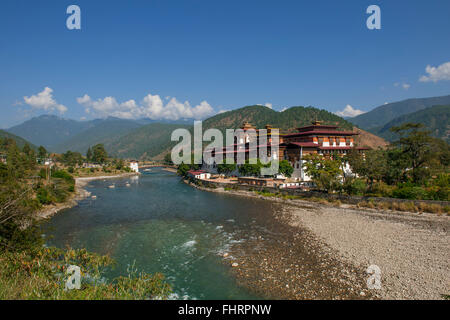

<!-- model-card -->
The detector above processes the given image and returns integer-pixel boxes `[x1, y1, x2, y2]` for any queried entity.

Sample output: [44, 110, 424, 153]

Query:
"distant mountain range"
[7, 93, 450, 159]
[0, 129, 36, 150]
[2, 103, 406, 160]
[5, 105, 389, 159]
[52, 118, 142, 154]
[105, 123, 191, 160]
[350, 95, 450, 130]
[8, 115, 91, 149]
[7, 115, 191, 152]
[369, 105, 450, 143]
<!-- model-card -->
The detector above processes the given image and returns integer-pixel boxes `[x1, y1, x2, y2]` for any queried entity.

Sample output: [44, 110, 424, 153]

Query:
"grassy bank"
[0, 247, 171, 300]
[0, 137, 170, 300]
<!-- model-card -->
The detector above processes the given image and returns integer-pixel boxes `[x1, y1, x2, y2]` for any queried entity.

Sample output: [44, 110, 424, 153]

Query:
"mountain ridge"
[5, 104, 390, 160]
[0, 129, 37, 150]
[349, 95, 450, 130]
[370, 105, 450, 143]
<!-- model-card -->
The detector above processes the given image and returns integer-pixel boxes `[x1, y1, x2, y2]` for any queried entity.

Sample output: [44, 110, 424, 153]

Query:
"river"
[45, 168, 282, 299]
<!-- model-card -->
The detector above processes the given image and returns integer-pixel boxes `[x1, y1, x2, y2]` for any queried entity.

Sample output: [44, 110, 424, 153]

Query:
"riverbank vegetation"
[304, 123, 449, 201]
[0, 137, 171, 299]
[252, 190, 449, 214]
[50, 144, 133, 177]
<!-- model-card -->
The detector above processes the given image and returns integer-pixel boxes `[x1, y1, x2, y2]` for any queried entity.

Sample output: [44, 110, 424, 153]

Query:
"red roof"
[319, 146, 370, 150]
[211, 143, 281, 155]
[296, 125, 339, 132]
[284, 130, 357, 138]
[285, 142, 318, 148]
[318, 146, 356, 150]
[187, 170, 207, 175]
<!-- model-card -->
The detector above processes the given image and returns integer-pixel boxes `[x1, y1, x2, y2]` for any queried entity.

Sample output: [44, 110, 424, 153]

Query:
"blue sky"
[1, 0, 450, 128]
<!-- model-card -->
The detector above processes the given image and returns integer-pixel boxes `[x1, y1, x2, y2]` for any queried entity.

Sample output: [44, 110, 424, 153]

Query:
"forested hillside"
[370, 105, 450, 143]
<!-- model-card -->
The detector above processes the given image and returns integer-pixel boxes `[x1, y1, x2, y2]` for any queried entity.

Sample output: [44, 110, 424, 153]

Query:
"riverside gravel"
[191, 183, 449, 300]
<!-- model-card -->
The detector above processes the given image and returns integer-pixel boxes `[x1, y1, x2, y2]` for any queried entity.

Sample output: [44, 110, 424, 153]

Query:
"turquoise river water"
[44, 168, 280, 299]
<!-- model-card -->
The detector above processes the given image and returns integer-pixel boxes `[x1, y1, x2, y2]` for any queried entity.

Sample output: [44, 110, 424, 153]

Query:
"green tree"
[238, 160, 260, 177]
[278, 160, 294, 178]
[217, 162, 237, 176]
[38, 146, 47, 161]
[21, 143, 36, 171]
[91, 144, 107, 164]
[390, 123, 436, 184]
[62, 151, 83, 167]
[347, 149, 387, 190]
[115, 159, 125, 170]
[383, 148, 409, 185]
[22, 143, 31, 156]
[86, 147, 92, 162]
[303, 153, 342, 193]
[177, 163, 191, 177]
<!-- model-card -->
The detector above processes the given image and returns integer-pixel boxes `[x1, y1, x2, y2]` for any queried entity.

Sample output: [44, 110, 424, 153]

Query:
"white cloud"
[23, 87, 68, 114]
[334, 105, 365, 118]
[394, 82, 410, 90]
[77, 92, 215, 120]
[257, 103, 273, 109]
[419, 62, 450, 82]
[76, 95, 140, 119]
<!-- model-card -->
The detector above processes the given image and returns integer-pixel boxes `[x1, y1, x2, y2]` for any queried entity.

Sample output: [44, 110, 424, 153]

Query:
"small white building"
[187, 170, 211, 180]
[129, 160, 139, 173]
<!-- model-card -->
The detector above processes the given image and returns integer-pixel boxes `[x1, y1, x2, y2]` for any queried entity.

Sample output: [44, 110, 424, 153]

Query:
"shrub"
[52, 170, 75, 184]
[369, 182, 394, 198]
[425, 203, 443, 214]
[392, 184, 428, 200]
[444, 206, 450, 214]
[51, 185, 69, 203]
[257, 191, 277, 197]
[38, 168, 46, 179]
[365, 200, 375, 209]
[433, 173, 450, 189]
[390, 202, 400, 211]
[375, 201, 390, 210]
[344, 178, 366, 196]
[0, 247, 172, 300]
[397, 201, 417, 212]
[37, 187, 53, 205]
[425, 186, 449, 201]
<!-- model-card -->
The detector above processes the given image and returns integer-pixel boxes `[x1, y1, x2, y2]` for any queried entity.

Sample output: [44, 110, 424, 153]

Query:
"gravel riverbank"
[188, 182, 449, 299]
[284, 202, 449, 299]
